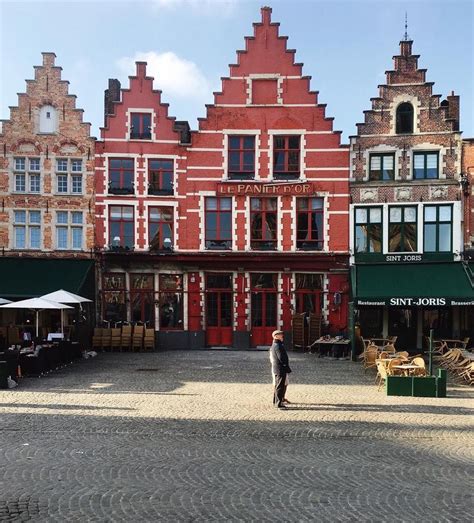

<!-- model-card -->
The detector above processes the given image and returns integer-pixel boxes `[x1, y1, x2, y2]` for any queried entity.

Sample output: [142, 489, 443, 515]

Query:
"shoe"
[282, 399, 291, 404]
[277, 404, 287, 409]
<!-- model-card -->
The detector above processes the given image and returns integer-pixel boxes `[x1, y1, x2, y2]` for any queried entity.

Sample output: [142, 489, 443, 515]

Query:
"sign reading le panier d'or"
[217, 182, 316, 195]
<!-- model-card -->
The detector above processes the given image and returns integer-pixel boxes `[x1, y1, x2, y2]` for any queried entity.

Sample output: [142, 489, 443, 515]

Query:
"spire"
[403, 12, 409, 41]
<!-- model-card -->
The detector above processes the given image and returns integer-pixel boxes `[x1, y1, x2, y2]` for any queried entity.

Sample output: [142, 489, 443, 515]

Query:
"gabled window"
[389, 206, 417, 252]
[56, 158, 83, 194]
[250, 198, 277, 250]
[109, 205, 134, 249]
[130, 113, 151, 140]
[109, 158, 134, 195]
[149, 207, 173, 251]
[228, 136, 255, 180]
[369, 153, 395, 181]
[354, 207, 382, 253]
[148, 159, 173, 195]
[205, 197, 232, 250]
[413, 152, 439, 179]
[273, 136, 300, 179]
[13, 157, 41, 193]
[296, 198, 324, 250]
[424, 205, 452, 253]
[13, 210, 41, 249]
[396, 103, 414, 134]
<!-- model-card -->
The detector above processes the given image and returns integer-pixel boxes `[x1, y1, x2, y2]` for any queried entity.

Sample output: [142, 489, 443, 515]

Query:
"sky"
[1, 0, 473, 142]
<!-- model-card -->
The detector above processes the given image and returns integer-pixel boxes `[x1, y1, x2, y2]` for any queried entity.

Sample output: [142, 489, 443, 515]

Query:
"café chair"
[132, 325, 144, 352]
[110, 328, 122, 351]
[92, 328, 103, 351]
[143, 329, 155, 352]
[411, 357, 427, 376]
[375, 360, 388, 391]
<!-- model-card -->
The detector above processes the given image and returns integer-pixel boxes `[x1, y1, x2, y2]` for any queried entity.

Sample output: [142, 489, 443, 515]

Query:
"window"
[296, 198, 324, 250]
[413, 152, 439, 179]
[228, 136, 255, 179]
[109, 206, 134, 249]
[295, 274, 323, 314]
[55, 158, 83, 194]
[273, 136, 300, 179]
[148, 159, 173, 195]
[130, 274, 154, 325]
[205, 197, 232, 250]
[103, 273, 127, 324]
[396, 102, 414, 134]
[159, 274, 183, 330]
[250, 198, 277, 250]
[109, 158, 134, 194]
[13, 210, 41, 249]
[56, 211, 83, 250]
[424, 205, 452, 253]
[354, 207, 382, 253]
[389, 206, 417, 252]
[149, 207, 173, 250]
[13, 157, 41, 193]
[369, 153, 395, 181]
[130, 113, 151, 140]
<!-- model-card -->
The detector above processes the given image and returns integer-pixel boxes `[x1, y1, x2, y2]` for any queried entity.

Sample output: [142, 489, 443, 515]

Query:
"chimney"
[447, 91, 460, 131]
[104, 79, 121, 125]
[136, 62, 147, 78]
[42, 52, 56, 67]
[400, 40, 413, 57]
[173, 121, 191, 145]
[261, 6, 272, 25]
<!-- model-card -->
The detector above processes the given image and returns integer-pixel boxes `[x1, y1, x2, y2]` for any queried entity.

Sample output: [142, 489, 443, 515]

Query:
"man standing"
[269, 330, 292, 409]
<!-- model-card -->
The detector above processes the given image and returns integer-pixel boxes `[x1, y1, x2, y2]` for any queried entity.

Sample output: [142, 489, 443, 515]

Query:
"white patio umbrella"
[0, 298, 12, 305]
[41, 290, 92, 333]
[41, 289, 92, 304]
[0, 297, 73, 337]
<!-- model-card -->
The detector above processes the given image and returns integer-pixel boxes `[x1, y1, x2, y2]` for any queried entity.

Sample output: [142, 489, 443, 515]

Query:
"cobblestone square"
[0, 350, 473, 522]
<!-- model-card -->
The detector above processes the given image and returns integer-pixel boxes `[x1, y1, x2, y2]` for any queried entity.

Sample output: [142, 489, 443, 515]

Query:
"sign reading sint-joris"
[356, 298, 474, 306]
[217, 182, 315, 195]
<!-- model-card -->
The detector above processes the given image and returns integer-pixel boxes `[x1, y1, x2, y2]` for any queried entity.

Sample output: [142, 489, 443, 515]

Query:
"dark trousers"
[273, 373, 287, 407]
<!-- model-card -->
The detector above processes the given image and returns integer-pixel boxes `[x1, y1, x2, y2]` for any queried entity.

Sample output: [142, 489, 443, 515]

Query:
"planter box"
[436, 368, 447, 398]
[412, 376, 437, 397]
[386, 376, 413, 396]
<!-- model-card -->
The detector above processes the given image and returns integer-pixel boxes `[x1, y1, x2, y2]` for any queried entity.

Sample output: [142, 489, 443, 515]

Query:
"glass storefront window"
[159, 274, 183, 329]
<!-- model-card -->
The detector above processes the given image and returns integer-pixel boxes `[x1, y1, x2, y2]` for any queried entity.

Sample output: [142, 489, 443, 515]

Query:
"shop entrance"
[251, 273, 277, 347]
[205, 273, 233, 346]
[388, 308, 417, 350]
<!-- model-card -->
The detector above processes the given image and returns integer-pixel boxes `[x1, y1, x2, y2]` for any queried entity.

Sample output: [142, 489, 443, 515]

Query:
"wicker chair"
[363, 345, 379, 371]
[375, 360, 388, 391]
[411, 356, 427, 376]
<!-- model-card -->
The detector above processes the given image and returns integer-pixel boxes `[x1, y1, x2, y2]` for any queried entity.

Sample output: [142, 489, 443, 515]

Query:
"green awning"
[0, 258, 95, 299]
[355, 262, 474, 306]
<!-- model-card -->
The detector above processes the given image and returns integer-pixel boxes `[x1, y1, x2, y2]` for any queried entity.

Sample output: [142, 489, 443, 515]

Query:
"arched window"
[396, 103, 414, 134]
[39, 105, 57, 134]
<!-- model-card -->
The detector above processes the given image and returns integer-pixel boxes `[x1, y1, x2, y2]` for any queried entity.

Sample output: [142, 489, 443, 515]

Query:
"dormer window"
[130, 113, 151, 140]
[396, 103, 414, 134]
[39, 105, 57, 134]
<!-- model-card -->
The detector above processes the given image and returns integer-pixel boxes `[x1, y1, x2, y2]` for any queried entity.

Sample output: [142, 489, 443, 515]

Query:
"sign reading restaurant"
[356, 298, 474, 306]
[217, 182, 316, 195]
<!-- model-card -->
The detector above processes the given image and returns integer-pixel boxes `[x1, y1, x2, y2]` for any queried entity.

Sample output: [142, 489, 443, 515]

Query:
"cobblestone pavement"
[0, 350, 473, 522]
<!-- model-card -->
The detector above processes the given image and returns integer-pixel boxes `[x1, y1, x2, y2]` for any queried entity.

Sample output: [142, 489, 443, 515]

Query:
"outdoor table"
[393, 364, 422, 376]
[310, 339, 350, 357]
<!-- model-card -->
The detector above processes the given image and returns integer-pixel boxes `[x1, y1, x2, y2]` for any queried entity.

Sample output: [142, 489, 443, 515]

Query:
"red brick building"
[96, 7, 350, 349]
[0, 53, 95, 318]
[350, 37, 472, 351]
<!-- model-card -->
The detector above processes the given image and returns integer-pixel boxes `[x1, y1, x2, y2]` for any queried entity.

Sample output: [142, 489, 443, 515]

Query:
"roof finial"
[404, 12, 409, 41]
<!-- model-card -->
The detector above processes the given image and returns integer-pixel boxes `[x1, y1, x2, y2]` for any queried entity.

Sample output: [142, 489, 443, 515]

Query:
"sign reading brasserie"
[356, 298, 474, 306]
[217, 182, 315, 195]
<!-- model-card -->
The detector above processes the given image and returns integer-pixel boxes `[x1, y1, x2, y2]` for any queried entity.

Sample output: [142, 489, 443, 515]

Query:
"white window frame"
[13, 210, 42, 250]
[55, 158, 83, 195]
[55, 211, 84, 251]
[12, 157, 41, 194]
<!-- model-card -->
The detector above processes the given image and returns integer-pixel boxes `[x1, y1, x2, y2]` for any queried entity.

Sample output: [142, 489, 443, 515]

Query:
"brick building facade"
[349, 38, 473, 352]
[0, 53, 95, 324]
[96, 7, 350, 349]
